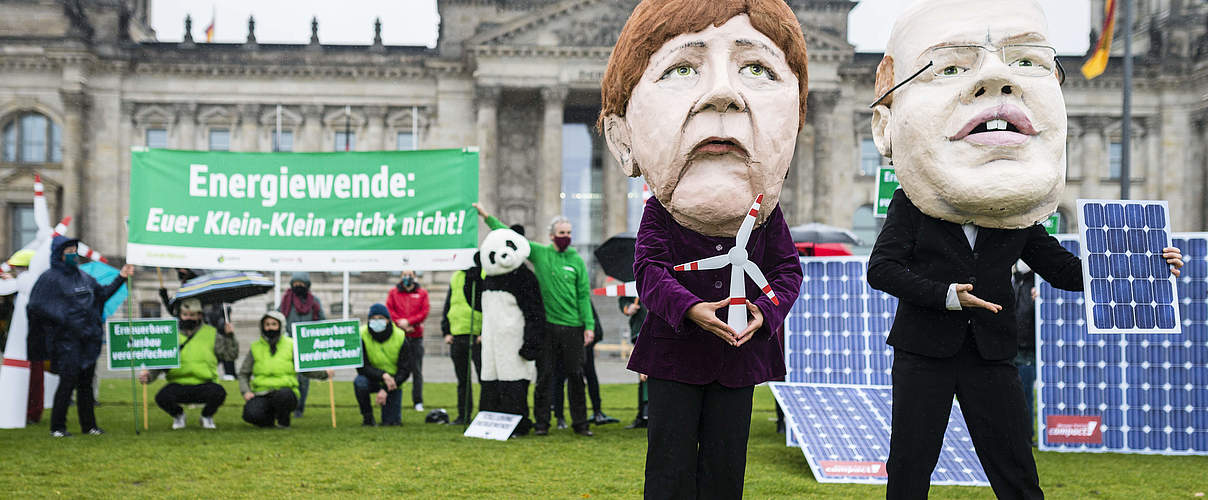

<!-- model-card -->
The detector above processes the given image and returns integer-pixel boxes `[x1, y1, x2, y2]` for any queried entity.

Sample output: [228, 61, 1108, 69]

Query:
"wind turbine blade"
[734, 194, 763, 249]
[743, 261, 779, 306]
[32, 175, 49, 230]
[727, 264, 747, 333]
[673, 254, 729, 272]
[592, 281, 638, 297]
[76, 241, 108, 263]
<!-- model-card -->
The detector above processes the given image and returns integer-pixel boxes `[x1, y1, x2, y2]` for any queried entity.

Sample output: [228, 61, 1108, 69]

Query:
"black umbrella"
[594, 232, 636, 282]
[169, 271, 275, 309]
[789, 222, 863, 245]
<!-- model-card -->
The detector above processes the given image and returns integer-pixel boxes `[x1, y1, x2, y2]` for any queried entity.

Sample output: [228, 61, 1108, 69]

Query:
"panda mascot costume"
[478, 227, 544, 436]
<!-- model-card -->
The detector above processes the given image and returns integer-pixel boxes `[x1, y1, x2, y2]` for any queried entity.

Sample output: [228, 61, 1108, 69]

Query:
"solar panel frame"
[1076, 200, 1182, 334]
[1037, 233, 1208, 455]
[770, 382, 991, 487]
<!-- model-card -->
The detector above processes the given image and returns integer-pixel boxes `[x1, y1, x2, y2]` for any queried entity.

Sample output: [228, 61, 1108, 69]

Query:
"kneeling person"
[239, 311, 329, 428]
[355, 303, 411, 426]
[139, 299, 238, 429]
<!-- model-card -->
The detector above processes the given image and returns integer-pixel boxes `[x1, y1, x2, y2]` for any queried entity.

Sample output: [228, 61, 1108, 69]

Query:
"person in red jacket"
[386, 270, 430, 411]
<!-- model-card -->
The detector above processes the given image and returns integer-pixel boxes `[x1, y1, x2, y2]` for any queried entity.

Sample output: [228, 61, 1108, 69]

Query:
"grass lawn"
[4, 379, 1206, 499]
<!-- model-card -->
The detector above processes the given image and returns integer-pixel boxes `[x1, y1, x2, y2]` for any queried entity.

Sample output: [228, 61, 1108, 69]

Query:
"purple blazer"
[627, 197, 802, 388]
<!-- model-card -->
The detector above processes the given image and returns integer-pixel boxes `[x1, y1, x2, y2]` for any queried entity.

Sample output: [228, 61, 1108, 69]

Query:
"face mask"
[369, 319, 389, 332]
[64, 253, 78, 267]
[292, 285, 308, 297]
[262, 328, 281, 340]
[180, 319, 200, 331]
[553, 236, 572, 252]
[401, 277, 415, 288]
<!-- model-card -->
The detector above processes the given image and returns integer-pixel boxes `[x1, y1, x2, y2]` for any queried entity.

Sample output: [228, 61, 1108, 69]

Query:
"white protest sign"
[463, 411, 523, 441]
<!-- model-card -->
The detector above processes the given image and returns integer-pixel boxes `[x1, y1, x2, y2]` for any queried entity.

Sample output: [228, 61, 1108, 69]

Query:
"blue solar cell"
[1089, 254, 1110, 278]
[1110, 254, 1131, 278]
[1087, 229, 1108, 253]
[1126, 204, 1146, 228]
[1105, 204, 1126, 228]
[1149, 230, 1169, 253]
[1145, 204, 1166, 228]
[1132, 281, 1154, 303]
[1084, 203, 1106, 228]
[1130, 255, 1151, 279]
[1107, 229, 1128, 253]
[1128, 230, 1148, 253]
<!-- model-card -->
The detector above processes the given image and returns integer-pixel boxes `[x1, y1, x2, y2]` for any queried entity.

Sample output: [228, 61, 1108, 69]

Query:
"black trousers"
[50, 363, 97, 433]
[479, 380, 532, 436]
[155, 382, 227, 418]
[644, 378, 754, 500]
[242, 388, 298, 427]
[534, 324, 588, 430]
[450, 335, 482, 421]
[887, 336, 1042, 500]
[553, 342, 603, 419]
[405, 337, 425, 405]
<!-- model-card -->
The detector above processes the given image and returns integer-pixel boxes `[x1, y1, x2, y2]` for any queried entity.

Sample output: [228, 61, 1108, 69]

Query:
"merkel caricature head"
[870, 0, 1067, 229]
[599, 0, 808, 237]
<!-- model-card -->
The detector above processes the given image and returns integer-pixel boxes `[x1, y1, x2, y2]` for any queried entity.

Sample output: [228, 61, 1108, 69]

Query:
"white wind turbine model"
[673, 194, 779, 333]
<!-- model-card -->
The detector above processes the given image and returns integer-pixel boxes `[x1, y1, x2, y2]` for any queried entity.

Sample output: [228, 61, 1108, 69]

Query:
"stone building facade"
[2, 0, 1207, 277]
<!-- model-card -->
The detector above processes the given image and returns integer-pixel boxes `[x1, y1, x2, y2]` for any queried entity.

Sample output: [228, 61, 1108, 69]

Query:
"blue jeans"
[354, 375, 402, 425]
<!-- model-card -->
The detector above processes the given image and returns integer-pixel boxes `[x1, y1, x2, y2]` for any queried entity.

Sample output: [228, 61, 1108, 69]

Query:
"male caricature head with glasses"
[870, 0, 1067, 229]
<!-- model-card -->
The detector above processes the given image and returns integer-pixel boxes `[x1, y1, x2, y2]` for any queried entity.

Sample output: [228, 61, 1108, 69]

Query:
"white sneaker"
[172, 413, 186, 429]
[414, 403, 424, 412]
[201, 416, 216, 429]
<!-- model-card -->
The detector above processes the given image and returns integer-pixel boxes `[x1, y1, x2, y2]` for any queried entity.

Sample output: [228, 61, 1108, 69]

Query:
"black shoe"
[574, 427, 594, 437]
[450, 417, 468, 426]
[593, 412, 620, 425]
[362, 417, 376, 427]
[776, 420, 786, 434]
[275, 423, 290, 429]
[50, 430, 72, 438]
[556, 417, 567, 429]
[533, 426, 549, 436]
[381, 421, 402, 427]
[625, 417, 648, 429]
[85, 427, 105, 436]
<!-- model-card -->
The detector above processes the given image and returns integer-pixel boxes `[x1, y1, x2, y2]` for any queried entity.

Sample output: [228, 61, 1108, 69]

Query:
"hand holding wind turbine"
[673, 194, 779, 335]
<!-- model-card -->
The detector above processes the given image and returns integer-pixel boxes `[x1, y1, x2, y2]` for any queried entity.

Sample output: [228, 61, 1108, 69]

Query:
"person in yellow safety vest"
[139, 298, 238, 430]
[355, 303, 411, 426]
[238, 311, 330, 428]
[441, 252, 484, 425]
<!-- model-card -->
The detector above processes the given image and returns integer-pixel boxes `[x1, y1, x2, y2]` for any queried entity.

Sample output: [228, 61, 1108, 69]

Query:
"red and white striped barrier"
[592, 281, 637, 297]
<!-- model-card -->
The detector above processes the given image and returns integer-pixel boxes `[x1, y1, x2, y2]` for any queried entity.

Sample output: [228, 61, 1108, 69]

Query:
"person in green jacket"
[474, 203, 596, 436]
[355, 303, 411, 426]
[139, 299, 238, 430]
[238, 311, 329, 428]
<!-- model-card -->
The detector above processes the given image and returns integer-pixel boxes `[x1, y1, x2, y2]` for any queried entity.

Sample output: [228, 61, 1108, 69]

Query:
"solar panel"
[770, 382, 990, 486]
[1037, 234, 1208, 455]
[785, 257, 897, 446]
[1076, 200, 1181, 334]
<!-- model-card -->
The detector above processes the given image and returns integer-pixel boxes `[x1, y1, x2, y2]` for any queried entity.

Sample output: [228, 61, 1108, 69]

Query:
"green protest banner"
[291, 320, 363, 372]
[874, 166, 899, 218]
[127, 148, 479, 271]
[107, 319, 180, 370]
[1041, 213, 1062, 235]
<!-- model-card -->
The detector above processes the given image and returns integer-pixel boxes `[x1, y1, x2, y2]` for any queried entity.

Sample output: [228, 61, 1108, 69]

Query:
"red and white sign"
[818, 460, 887, 478]
[1046, 415, 1103, 444]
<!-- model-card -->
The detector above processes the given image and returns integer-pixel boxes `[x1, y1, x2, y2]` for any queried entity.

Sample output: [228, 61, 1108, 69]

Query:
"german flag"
[1081, 0, 1117, 80]
[202, 15, 215, 42]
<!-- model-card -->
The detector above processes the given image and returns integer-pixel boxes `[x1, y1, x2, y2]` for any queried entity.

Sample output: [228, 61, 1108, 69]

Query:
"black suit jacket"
[867, 189, 1083, 360]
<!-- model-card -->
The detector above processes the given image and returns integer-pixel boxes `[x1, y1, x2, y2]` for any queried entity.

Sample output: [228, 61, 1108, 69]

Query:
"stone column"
[599, 132, 629, 237]
[238, 104, 261, 151]
[808, 90, 840, 223]
[1081, 116, 1108, 198]
[1159, 104, 1191, 219]
[539, 86, 567, 232]
[301, 104, 324, 152]
[174, 103, 197, 150]
[58, 90, 89, 229]
[366, 105, 387, 151]
[791, 122, 816, 224]
[475, 87, 501, 221]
